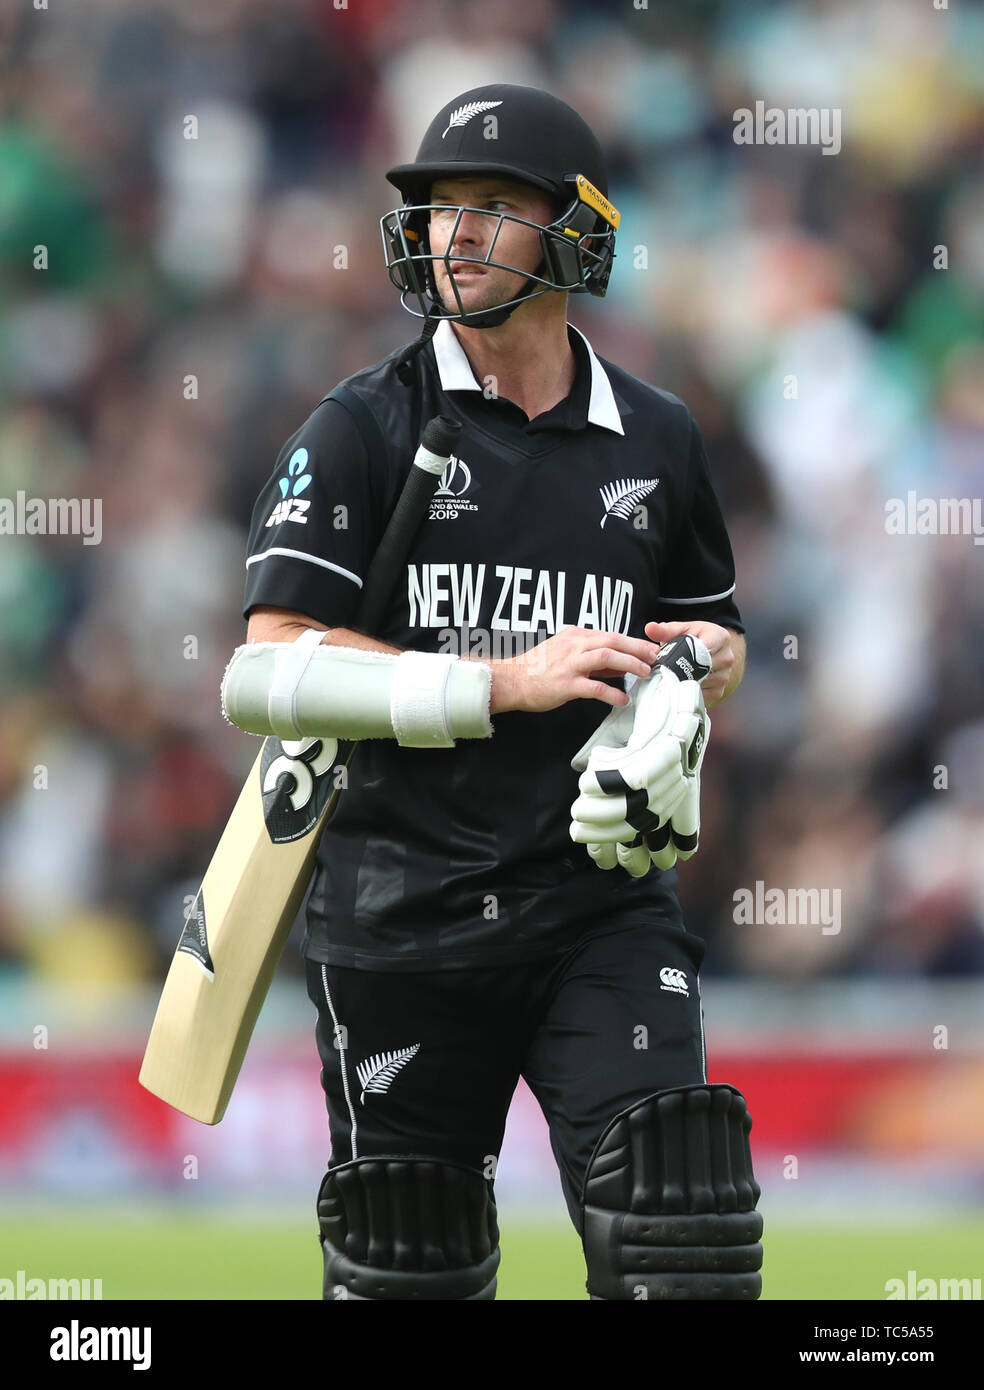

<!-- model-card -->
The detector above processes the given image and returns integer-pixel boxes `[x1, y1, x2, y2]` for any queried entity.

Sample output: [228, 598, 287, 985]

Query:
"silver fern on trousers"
[357, 1044, 421, 1103]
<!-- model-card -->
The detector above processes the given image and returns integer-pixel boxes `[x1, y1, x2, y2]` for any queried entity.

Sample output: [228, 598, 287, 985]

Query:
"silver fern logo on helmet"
[356, 1044, 421, 1103]
[599, 478, 659, 528]
[442, 100, 502, 138]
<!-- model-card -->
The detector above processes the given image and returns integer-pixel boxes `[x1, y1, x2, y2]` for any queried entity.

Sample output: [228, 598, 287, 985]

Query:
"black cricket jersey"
[243, 320, 744, 971]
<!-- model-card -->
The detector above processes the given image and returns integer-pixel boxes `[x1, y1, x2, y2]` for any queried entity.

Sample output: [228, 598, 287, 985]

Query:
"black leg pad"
[581, 1084, 764, 1300]
[317, 1156, 500, 1300]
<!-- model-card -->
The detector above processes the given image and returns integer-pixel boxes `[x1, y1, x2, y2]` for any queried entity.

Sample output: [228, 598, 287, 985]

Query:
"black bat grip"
[354, 416, 461, 634]
[421, 414, 461, 460]
[651, 634, 712, 683]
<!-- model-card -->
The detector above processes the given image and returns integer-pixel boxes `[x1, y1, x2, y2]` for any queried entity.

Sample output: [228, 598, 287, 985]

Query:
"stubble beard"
[433, 263, 532, 318]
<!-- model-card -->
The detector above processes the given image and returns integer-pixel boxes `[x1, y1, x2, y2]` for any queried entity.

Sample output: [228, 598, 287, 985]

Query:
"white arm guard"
[221, 630, 493, 748]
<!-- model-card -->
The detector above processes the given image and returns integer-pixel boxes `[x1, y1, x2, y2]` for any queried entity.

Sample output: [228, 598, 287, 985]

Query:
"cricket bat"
[139, 414, 461, 1124]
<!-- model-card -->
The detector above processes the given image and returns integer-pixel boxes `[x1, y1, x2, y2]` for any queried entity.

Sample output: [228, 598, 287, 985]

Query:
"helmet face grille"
[379, 184, 617, 327]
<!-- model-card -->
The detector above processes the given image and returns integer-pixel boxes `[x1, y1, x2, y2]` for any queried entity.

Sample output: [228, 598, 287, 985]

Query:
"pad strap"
[390, 650, 457, 748]
[268, 627, 326, 740]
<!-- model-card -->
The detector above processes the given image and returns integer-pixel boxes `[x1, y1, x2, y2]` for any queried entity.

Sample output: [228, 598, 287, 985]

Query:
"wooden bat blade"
[139, 736, 342, 1124]
[139, 413, 457, 1125]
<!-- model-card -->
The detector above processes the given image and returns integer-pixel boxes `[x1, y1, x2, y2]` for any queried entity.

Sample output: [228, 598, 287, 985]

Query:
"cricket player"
[235, 84, 762, 1299]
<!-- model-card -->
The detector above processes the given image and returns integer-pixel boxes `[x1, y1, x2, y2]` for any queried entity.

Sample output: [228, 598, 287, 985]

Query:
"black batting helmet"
[381, 84, 620, 332]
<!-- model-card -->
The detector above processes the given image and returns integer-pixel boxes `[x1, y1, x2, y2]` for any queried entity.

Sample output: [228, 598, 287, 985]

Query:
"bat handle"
[650, 633, 713, 684]
[414, 415, 462, 475]
[354, 415, 461, 633]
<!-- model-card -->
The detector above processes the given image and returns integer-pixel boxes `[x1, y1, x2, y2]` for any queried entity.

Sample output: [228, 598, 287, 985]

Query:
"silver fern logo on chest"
[599, 477, 659, 528]
[356, 1044, 421, 1104]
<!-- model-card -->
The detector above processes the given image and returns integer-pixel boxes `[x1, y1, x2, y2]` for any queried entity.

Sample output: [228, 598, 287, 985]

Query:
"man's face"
[427, 176, 558, 317]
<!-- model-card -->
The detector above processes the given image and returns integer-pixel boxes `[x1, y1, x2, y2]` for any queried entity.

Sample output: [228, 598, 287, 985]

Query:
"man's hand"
[488, 627, 661, 715]
[645, 621, 744, 707]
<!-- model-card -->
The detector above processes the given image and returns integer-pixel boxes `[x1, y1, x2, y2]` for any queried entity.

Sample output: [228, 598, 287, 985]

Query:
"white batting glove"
[570, 635, 711, 877]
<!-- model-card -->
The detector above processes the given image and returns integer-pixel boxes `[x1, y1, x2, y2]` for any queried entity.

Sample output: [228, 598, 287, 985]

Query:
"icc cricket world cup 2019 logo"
[429, 455, 478, 521]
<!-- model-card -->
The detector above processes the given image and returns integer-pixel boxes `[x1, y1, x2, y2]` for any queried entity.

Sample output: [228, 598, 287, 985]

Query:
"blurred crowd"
[1, 0, 982, 989]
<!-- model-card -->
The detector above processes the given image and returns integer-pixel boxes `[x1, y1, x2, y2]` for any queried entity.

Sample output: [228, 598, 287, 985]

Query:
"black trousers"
[305, 912, 707, 1233]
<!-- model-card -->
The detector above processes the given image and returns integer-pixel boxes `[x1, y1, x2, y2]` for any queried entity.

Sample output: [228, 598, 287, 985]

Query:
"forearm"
[246, 606, 403, 656]
[309, 626, 404, 657]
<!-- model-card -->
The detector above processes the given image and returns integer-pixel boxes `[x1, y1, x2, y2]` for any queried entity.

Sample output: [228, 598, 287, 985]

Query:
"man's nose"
[451, 209, 491, 245]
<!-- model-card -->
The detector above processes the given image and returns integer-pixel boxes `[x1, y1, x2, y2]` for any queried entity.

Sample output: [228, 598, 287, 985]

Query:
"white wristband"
[390, 650, 457, 748]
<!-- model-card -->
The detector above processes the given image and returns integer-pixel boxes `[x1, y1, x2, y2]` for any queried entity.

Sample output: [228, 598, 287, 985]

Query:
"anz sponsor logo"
[266, 447, 313, 526]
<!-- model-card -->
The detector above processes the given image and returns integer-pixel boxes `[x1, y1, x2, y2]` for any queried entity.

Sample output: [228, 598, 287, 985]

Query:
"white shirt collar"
[430, 319, 625, 436]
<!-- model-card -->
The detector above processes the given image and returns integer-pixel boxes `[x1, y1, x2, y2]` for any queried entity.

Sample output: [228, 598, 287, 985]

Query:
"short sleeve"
[243, 399, 378, 629]
[657, 415, 744, 633]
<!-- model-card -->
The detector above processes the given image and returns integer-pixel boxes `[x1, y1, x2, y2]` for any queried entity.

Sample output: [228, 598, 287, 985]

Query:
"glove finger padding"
[615, 835, 655, 878]
[639, 773, 703, 872]
[570, 745, 691, 838]
[586, 840, 618, 871]
[570, 672, 642, 773]
[570, 634, 712, 878]
[667, 776, 701, 861]
[569, 678, 708, 843]
[585, 835, 654, 878]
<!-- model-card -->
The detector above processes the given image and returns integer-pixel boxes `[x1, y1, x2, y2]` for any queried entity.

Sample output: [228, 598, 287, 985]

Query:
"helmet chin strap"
[451, 290, 525, 330]
[395, 314, 441, 387]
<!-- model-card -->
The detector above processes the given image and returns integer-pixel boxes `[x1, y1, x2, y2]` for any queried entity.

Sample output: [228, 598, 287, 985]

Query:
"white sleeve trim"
[655, 584, 736, 604]
[245, 547, 363, 589]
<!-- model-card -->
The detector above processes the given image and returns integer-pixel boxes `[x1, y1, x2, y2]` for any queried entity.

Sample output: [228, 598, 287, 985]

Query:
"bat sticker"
[176, 893, 215, 979]
[260, 736, 342, 843]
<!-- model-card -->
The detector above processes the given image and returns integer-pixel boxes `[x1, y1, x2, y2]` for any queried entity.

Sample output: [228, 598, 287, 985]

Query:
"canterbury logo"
[356, 1044, 420, 1103]
[659, 967, 689, 995]
[442, 100, 502, 138]
[599, 478, 659, 528]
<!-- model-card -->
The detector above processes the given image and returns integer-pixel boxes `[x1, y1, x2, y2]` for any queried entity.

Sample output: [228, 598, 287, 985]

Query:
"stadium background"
[1, 0, 982, 1299]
